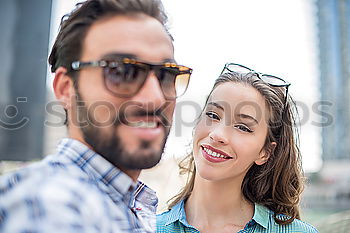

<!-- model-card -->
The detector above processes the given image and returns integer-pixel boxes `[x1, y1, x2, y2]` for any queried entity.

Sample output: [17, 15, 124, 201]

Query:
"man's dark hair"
[49, 0, 170, 75]
[48, 0, 170, 125]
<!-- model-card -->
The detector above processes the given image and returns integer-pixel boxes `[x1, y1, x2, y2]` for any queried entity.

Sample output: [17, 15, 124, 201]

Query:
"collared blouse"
[157, 200, 318, 233]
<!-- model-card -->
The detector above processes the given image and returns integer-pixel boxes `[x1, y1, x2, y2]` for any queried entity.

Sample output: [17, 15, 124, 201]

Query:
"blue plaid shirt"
[157, 200, 319, 233]
[0, 138, 158, 233]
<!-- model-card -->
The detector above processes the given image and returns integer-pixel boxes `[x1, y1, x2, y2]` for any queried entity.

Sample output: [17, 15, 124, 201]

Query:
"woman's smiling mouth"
[200, 144, 234, 163]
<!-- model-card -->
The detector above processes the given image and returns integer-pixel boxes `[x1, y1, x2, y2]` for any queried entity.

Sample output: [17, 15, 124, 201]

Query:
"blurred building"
[303, 0, 350, 218]
[318, 0, 350, 160]
[0, 0, 52, 161]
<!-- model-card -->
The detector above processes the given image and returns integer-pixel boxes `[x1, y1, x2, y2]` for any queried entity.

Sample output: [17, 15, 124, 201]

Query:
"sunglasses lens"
[157, 68, 176, 99]
[102, 60, 191, 99]
[104, 63, 147, 96]
[158, 66, 191, 99]
[174, 73, 190, 97]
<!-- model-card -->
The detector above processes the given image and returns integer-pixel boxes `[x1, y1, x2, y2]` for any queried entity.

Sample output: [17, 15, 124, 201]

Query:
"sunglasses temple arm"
[283, 86, 289, 111]
[220, 66, 227, 75]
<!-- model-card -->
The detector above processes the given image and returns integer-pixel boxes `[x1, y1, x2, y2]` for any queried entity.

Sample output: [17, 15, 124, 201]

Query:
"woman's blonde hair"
[168, 71, 304, 225]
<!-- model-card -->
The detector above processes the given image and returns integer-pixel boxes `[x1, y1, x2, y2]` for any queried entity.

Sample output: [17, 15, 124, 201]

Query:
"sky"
[49, 0, 322, 172]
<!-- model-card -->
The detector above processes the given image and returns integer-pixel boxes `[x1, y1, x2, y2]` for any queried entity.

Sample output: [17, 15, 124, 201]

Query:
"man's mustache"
[118, 108, 171, 127]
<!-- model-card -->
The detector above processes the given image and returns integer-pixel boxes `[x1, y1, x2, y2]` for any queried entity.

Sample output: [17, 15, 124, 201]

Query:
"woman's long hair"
[167, 72, 304, 225]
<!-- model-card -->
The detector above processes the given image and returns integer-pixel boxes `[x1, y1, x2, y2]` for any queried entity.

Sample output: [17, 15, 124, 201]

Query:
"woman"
[157, 63, 318, 233]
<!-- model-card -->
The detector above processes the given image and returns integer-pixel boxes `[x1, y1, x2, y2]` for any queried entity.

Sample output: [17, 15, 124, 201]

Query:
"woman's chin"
[196, 168, 225, 182]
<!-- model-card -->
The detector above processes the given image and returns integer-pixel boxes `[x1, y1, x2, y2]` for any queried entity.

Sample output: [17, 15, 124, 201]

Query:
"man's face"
[69, 14, 175, 177]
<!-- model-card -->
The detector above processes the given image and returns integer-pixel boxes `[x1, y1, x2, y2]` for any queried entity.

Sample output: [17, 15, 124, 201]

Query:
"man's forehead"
[101, 52, 176, 64]
[81, 14, 174, 62]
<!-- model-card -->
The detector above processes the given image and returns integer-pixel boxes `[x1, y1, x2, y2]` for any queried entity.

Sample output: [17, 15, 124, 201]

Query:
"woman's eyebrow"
[236, 113, 258, 124]
[207, 102, 224, 111]
[207, 102, 259, 124]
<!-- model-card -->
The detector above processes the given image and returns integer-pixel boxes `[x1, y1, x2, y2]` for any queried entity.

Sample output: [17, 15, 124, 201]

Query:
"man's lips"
[124, 116, 163, 127]
[120, 117, 164, 141]
[201, 144, 233, 159]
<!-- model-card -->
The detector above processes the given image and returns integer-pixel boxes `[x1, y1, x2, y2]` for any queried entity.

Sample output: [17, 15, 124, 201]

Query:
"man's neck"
[68, 132, 141, 182]
[119, 168, 141, 182]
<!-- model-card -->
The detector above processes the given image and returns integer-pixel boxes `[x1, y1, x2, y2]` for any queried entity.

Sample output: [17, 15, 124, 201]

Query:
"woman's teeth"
[128, 121, 158, 128]
[203, 147, 230, 158]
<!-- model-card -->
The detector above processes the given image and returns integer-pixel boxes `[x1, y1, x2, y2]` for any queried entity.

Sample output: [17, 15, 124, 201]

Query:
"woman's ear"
[255, 142, 277, 165]
[53, 67, 75, 110]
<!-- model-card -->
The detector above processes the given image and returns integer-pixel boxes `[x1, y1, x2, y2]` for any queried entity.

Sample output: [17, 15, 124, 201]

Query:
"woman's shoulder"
[287, 218, 319, 233]
[269, 213, 319, 232]
[255, 204, 319, 232]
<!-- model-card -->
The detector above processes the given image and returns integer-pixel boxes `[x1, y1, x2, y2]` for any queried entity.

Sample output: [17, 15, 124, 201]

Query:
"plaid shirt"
[0, 138, 158, 233]
[157, 200, 319, 233]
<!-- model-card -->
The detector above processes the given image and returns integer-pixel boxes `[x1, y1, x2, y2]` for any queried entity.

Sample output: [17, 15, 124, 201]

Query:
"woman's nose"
[209, 128, 228, 145]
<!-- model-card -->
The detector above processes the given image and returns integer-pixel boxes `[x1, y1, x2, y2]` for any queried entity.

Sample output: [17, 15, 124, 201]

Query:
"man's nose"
[132, 72, 166, 110]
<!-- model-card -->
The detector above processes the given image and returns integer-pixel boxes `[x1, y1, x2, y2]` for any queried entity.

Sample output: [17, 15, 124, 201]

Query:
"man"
[0, 0, 192, 232]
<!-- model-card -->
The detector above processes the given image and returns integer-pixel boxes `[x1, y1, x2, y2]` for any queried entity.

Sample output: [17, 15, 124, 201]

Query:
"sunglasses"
[71, 56, 192, 99]
[221, 63, 291, 108]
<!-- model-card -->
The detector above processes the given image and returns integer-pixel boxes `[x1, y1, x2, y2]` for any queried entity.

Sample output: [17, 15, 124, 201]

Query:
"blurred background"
[0, 0, 349, 231]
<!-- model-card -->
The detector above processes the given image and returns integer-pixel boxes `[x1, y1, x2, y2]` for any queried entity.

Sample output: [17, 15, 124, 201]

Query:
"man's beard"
[74, 90, 170, 170]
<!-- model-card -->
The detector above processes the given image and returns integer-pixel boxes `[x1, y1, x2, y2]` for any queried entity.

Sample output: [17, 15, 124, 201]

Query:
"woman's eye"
[205, 111, 220, 120]
[235, 124, 253, 133]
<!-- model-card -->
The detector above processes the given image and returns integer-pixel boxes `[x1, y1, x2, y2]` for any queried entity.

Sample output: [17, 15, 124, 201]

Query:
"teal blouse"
[157, 200, 318, 233]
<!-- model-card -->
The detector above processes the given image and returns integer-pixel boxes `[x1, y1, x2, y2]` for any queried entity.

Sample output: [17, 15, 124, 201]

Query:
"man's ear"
[53, 67, 76, 110]
[255, 142, 277, 165]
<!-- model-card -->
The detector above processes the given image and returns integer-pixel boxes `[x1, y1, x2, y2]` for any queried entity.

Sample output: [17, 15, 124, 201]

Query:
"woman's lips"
[200, 144, 234, 163]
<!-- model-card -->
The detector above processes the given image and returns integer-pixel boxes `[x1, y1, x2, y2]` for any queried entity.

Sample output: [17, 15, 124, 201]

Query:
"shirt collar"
[57, 138, 136, 199]
[162, 200, 270, 229]
[251, 203, 270, 229]
[162, 199, 188, 226]
[134, 182, 158, 207]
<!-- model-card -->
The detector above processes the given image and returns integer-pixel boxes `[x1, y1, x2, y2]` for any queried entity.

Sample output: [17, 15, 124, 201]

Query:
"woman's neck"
[185, 175, 254, 232]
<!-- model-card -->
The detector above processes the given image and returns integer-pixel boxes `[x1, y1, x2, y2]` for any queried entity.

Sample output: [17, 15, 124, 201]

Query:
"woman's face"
[193, 82, 273, 182]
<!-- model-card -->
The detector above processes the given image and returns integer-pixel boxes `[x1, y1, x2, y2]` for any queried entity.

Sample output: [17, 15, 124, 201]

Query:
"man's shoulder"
[0, 155, 101, 202]
[0, 156, 111, 232]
